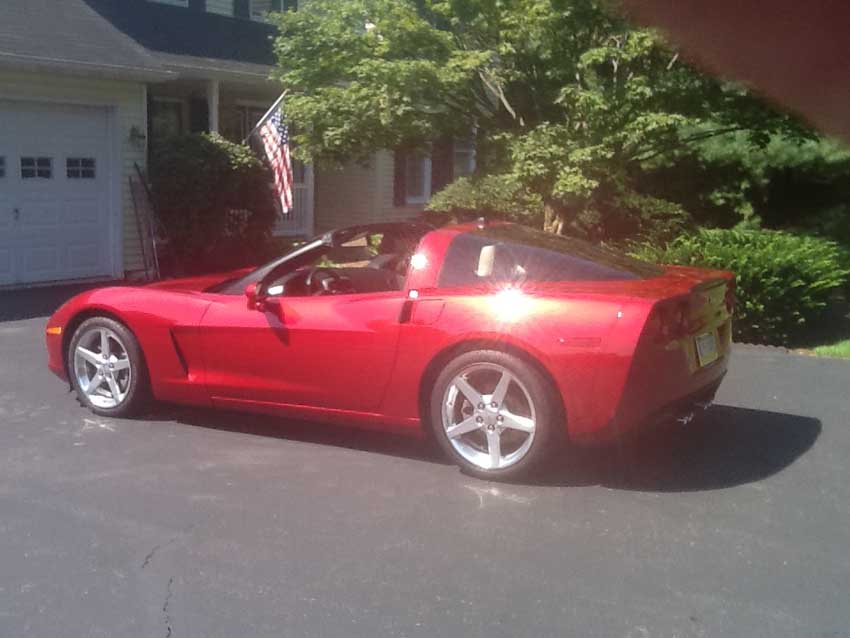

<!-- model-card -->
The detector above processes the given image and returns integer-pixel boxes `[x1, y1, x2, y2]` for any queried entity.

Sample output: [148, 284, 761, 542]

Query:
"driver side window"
[267, 231, 414, 297]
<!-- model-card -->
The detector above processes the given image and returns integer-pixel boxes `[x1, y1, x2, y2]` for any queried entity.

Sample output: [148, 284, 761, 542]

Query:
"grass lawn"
[813, 339, 850, 359]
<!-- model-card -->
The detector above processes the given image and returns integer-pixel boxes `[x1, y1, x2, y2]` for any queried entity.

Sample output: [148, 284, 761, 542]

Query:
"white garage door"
[0, 100, 114, 286]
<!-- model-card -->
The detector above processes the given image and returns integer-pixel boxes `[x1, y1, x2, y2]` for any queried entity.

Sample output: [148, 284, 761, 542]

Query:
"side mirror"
[245, 282, 266, 310]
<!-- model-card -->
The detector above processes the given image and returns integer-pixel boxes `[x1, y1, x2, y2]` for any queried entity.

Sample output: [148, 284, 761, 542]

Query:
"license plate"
[695, 331, 719, 367]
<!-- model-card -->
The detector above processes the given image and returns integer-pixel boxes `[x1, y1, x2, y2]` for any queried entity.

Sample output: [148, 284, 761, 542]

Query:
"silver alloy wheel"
[441, 363, 537, 470]
[73, 327, 132, 409]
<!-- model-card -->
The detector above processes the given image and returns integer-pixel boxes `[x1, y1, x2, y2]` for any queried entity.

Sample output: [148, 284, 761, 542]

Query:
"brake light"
[650, 300, 689, 342]
[725, 279, 737, 314]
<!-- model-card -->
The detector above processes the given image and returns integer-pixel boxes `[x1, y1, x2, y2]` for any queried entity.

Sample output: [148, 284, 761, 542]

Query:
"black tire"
[429, 349, 565, 480]
[67, 316, 150, 418]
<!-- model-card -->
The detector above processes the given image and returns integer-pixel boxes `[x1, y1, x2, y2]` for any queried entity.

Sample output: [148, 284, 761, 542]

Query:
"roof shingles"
[0, 0, 277, 81]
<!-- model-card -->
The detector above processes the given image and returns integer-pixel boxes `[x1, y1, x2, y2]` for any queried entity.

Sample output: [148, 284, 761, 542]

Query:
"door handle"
[12, 208, 20, 222]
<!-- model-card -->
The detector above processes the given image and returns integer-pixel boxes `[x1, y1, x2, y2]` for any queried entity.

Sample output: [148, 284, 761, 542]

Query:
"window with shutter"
[251, 0, 272, 19]
[453, 137, 476, 178]
[394, 135, 474, 207]
[404, 153, 431, 205]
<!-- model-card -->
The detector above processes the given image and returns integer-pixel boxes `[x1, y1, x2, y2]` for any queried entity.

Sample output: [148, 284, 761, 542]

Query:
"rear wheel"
[429, 350, 563, 480]
[68, 317, 149, 417]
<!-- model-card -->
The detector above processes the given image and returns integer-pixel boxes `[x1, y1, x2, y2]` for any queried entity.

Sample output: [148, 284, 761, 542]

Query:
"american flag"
[256, 106, 293, 215]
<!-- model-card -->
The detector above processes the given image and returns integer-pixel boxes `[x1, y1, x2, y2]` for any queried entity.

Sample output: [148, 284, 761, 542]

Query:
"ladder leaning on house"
[129, 163, 168, 281]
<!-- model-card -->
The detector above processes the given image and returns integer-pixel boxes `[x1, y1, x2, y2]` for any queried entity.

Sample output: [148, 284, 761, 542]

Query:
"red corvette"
[46, 221, 734, 479]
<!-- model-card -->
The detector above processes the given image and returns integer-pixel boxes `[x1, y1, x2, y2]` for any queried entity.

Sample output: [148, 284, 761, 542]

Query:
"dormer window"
[251, 0, 273, 20]
[207, 0, 235, 16]
[250, 0, 293, 20]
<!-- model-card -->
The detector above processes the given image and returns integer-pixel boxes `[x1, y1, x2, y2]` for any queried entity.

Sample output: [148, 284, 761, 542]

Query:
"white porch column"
[206, 79, 220, 134]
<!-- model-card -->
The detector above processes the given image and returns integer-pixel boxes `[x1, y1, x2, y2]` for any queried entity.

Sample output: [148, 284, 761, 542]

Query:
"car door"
[199, 290, 406, 414]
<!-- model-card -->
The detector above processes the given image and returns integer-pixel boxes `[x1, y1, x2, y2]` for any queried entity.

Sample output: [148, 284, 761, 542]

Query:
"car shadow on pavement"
[147, 404, 451, 466]
[147, 403, 820, 492]
[533, 404, 822, 492]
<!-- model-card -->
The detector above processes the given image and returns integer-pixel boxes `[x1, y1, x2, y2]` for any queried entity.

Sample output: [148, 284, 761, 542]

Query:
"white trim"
[141, 85, 149, 167]
[0, 53, 174, 82]
[158, 63, 273, 83]
[107, 106, 124, 280]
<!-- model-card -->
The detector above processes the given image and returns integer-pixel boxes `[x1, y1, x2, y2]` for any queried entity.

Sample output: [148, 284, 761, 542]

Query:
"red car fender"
[47, 287, 213, 406]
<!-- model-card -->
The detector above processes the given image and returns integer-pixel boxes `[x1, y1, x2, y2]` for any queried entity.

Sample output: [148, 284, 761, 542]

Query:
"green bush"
[631, 229, 850, 345]
[150, 134, 278, 273]
[427, 175, 545, 225]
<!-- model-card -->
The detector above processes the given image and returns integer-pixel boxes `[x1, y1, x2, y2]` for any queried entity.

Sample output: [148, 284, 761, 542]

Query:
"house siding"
[373, 150, 427, 220]
[0, 69, 147, 275]
[313, 150, 425, 233]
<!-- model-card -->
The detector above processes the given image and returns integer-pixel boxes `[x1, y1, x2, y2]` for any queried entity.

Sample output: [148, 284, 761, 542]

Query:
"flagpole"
[242, 89, 289, 144]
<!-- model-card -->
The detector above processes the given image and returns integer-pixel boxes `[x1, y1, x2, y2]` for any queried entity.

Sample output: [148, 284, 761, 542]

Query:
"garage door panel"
[0, 196, 13, 231]
[0, 249, 13, 286]
[19, 244, 60, 279]
[16, 200, 62, 230]
[67, 240, 106, 273]
[0, 100, 115, 286]
[63, 199, 103, 226]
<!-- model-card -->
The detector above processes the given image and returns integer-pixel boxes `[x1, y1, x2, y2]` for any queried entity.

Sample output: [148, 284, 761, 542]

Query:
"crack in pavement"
[141, 524, 196, 569]
[163, 577, 174, 638]
[141, 544, 161, 570]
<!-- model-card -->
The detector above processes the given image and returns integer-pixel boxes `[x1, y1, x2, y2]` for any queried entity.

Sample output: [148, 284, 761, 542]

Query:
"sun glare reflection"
[489, 287, 532, 323]
[410, 253, 428, 270]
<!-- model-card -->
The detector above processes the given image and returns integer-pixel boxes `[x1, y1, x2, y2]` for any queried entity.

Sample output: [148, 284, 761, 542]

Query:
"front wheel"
[429, 350, 563, 480]
[68, 317, 150, 417]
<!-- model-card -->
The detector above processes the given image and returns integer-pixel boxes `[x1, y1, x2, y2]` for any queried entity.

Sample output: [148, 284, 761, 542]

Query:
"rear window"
[438, 224, 663, 287]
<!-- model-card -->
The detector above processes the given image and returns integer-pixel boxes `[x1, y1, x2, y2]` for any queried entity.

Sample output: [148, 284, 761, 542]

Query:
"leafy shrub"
[631, 229, 850, 345]
[150, 134, 278, 274]
[427, 175, 545, 225]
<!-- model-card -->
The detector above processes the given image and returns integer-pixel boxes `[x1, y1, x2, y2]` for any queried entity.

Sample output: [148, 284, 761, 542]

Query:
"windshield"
[207, 221, 432, 295]
[438, 224, 664, 287]
[206, 238, 325, 295]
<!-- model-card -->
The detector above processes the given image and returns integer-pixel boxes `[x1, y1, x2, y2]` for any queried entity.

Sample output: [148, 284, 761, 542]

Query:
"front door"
[200, 291, 405, 413]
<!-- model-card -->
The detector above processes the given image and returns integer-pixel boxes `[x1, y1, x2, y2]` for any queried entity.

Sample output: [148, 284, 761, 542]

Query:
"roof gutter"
[160, 62, 274, 85]
[0, 51, 176, 82]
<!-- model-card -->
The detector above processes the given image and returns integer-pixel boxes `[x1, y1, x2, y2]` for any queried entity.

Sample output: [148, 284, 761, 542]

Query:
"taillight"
[725, 279, 737, 314]
[651, 300, 689, 342]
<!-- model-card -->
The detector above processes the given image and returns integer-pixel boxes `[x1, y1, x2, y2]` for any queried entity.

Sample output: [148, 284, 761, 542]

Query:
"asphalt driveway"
[1, 287, 849, 637]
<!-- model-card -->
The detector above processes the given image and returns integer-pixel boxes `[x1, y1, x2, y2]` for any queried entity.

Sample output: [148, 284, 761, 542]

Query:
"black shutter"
[234, 0, 250, 19]
[430, 136, 454, 195]
[189, 98, 209, 133]
[188, 0, 206, 11]
[282, 0, 297, 11]
[271, 0, 282, 10]
[393, 150, 407, 207]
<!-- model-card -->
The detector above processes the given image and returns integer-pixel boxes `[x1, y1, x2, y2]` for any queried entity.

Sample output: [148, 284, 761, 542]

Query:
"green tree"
[272, 0, 807, 241]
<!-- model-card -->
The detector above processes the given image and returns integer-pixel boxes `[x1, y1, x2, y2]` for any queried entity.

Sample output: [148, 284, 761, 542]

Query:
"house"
[0, 0, 474, 288]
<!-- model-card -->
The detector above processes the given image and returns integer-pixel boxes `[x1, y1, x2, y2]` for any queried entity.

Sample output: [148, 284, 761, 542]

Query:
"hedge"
[631, 228, 850, 345]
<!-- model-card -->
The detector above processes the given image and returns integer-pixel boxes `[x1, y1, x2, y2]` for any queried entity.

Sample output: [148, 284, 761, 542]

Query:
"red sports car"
[46, 221, 734, 479]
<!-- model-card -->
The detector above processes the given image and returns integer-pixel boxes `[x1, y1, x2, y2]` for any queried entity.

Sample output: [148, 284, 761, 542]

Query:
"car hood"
[144, 268, 254, 293]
